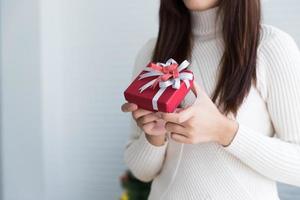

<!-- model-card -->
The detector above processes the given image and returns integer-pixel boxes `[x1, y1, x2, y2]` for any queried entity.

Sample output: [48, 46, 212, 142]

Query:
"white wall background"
[264, 0, 300, 44]
[1, 0, 44, 200]
[40, 0, 159, 199]
[0, 0, 299, 200]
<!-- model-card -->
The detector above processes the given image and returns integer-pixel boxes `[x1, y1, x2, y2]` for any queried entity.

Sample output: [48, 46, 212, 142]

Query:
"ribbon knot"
[138, 58, 193, 111]
[148, 63, 179, 85]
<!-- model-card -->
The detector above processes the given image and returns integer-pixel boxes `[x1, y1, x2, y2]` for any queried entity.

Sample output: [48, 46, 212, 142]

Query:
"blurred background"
[0, 0, 299, 199]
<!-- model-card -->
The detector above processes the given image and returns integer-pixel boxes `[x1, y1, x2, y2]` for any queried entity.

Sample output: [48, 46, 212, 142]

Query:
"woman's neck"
[190, 6, 222, 37]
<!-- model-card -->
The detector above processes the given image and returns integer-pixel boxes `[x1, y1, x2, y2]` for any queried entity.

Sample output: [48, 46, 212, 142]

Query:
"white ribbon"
[138, 58, 193, 111]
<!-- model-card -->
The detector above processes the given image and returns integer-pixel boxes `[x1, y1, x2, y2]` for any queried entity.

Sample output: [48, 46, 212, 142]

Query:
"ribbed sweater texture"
[124, 7, 300, 200]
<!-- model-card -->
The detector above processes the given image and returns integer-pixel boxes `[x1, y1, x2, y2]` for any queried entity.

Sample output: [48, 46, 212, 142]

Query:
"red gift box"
[124, 59, 194, 113]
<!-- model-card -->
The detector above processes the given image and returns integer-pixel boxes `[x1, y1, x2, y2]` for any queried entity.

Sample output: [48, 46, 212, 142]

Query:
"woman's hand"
[161, 82, 239, 146]
[121, 103, 167, 146]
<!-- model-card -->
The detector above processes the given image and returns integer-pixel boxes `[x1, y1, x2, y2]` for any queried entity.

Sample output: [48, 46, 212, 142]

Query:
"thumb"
[191, 81, 206, 98]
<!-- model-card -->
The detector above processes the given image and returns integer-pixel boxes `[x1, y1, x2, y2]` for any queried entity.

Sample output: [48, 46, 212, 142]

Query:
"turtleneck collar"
[190, 6, 222, 37]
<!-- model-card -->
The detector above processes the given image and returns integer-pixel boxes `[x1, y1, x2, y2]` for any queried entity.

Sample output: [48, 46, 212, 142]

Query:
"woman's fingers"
[191, 81, 202, 98]
[121, 103, 138, 112]
[165, 122, 185, 134]
[170, 133, 190, 144]
[152, 119, 166, 130]
[142, 122, 156, 134]
[166, 122, 191, 143]
[132, 109, 153, 120]
[191, 81, 209, 100]
[121, 103, 155, 121]
[136, 113, 161, 127]
[161, 106, 194, 124]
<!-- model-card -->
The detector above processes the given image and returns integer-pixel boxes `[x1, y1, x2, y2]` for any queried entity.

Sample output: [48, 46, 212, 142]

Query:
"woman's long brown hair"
[152, 0, 261, 115]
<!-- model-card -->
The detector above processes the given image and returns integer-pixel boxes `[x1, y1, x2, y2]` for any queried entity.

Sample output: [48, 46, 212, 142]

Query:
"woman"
[121, 0, 300, 199]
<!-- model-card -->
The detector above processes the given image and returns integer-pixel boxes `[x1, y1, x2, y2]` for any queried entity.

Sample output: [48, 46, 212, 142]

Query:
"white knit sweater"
[124, 7, 300, 200]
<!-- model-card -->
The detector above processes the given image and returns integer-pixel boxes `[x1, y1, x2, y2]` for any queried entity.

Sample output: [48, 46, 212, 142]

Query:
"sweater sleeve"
[223, 28, 300, 187]
[123, 38, 169, 182]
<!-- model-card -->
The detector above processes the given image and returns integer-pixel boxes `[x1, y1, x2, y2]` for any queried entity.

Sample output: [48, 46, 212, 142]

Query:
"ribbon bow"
[138, 58, 193, 111]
